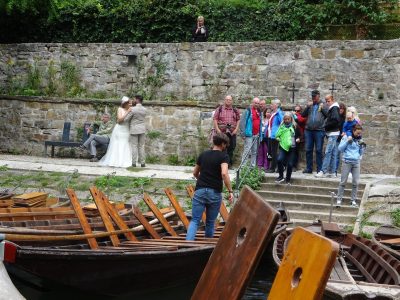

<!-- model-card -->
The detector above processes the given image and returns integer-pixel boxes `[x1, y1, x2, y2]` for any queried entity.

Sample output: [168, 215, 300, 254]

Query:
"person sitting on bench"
[80, 113, 114, 162]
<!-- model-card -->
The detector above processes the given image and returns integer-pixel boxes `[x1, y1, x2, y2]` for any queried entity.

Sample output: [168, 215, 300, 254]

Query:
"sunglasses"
[295, 110, 300, 112]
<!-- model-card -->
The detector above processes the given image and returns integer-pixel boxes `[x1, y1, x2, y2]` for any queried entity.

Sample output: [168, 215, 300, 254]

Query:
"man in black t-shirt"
[186, 133, 233, 241]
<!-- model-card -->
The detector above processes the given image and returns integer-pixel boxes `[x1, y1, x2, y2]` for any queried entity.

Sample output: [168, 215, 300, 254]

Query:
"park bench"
[44, 122, 90, 157]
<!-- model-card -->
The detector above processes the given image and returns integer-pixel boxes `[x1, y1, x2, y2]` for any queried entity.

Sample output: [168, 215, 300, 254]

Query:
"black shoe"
[132, 163, 136, 167]
[141, 163, 146, 168]
[79, 145, 86, 150]
[302, 169, 312, 174]
[266, 169, 275, 173]
[89, 157, 98, 162]
[275, 177, 284, 183]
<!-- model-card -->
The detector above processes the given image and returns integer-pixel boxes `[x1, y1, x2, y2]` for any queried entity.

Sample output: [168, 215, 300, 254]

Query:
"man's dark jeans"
[304, 129, 325, 172]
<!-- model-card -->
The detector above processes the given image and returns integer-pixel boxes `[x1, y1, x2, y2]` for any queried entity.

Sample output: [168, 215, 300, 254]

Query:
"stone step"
[263, 176, 366, 190]
[258, 190, 355, 204]
[266, 200, 359, 214]
[285, 209, 357, 225]
[288, 219, 350, 229]
[260, 183, 364, 198]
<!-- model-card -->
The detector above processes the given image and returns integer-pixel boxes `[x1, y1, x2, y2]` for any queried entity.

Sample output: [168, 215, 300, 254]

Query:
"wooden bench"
[44, 122, 90, 157]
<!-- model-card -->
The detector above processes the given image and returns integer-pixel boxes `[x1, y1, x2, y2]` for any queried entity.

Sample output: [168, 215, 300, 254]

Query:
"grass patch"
[391, 208, 400, 227]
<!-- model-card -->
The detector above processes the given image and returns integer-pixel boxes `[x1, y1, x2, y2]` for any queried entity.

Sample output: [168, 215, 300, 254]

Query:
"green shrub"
[167, 154, 180, 166]
[391, 208, 400, 227]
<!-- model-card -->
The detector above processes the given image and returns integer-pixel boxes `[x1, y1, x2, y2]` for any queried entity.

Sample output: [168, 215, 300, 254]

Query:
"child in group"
[342, 111, 359, 137]
[347, 106, 361, 123]
[257, 108, 271, 171]
[336, 124, 366, 207]
[275, 112, 301, 185]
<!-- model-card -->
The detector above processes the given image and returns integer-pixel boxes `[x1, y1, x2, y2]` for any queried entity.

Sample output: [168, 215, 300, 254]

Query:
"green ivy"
[0, 0, 398, 43]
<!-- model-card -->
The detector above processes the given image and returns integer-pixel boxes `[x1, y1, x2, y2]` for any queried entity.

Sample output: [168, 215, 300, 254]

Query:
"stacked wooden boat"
[273, 221, 400, 299]
[0, 185, 290, 297]
[373, 224, 400, 260]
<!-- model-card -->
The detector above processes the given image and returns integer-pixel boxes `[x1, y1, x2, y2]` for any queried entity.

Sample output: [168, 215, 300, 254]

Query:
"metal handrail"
[234, 136, 259, 198]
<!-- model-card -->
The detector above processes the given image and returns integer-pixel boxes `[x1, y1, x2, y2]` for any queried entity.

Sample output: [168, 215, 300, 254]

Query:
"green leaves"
[0, 0, 398, 42]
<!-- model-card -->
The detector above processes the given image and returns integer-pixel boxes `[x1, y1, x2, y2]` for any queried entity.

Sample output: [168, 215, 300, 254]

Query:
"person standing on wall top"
[192, 16, 208, 42]
[315, 94, 341, 178]
[239, 97, 262, 168]
[301, 90, 327, 174]
[124, 95, 147, 167]
[186, 132, 233, 241]
[80, 113, 114, 162]
[213, 95, 240, 169]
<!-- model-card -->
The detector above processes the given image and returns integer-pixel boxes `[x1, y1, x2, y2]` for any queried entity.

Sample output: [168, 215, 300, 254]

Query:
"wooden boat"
[373, 224, 400, 260]
[0, 185, 288, 297]
[273, 221, 400, 300]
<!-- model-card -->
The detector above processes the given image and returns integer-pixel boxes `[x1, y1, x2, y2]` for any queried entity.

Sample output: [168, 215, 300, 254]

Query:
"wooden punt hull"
[373, 225, 400, 260]
[272, 223, 400, 300]
[5, 242, 213, 297]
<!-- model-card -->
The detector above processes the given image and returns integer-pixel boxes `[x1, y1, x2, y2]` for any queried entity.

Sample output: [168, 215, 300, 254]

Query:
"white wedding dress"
[99, 110, 132, 168]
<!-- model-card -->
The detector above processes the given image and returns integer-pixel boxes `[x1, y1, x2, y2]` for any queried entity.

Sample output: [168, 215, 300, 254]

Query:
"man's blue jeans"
[186, 188, 222, 240]
[304, 129, 325, 172]
[321, 135, 338, 174]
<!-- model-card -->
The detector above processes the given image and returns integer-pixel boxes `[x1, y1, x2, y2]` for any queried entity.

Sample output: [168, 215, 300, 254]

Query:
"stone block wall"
[0, 97, 399, 176]
[0, 41, 400, 113]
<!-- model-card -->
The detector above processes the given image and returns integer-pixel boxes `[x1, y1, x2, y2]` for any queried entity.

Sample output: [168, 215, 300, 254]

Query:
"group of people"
[80, 95, 147, 168]
[212, 91, 365, 206]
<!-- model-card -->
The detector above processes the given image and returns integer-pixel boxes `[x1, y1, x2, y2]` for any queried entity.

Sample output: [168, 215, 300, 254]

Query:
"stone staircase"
[257, 176, 366, 228]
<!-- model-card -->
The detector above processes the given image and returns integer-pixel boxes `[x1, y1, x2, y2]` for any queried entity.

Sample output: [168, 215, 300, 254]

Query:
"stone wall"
[0, 97, 399, 176]
[0, 41, 400, 112]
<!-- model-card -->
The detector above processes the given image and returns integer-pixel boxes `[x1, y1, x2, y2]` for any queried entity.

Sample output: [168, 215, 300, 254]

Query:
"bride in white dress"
[99, 96, 133, 168]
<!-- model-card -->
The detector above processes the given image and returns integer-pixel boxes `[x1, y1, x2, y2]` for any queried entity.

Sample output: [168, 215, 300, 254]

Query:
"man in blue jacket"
[301, 90, 327, 174]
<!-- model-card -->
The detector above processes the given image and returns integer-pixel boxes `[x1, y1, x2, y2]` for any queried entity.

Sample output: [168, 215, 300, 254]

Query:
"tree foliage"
[0, 0, 398, 43]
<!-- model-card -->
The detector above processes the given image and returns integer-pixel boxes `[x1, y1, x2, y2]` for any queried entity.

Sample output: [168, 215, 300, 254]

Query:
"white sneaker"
[326, 173, 333, 178]
[336, 201, 341, 208]
[314, 171, 325, 178]
[350, 202, 358, 208]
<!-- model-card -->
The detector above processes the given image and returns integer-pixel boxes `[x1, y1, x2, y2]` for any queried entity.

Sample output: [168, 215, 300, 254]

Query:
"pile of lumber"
[12, 192, 48, 208]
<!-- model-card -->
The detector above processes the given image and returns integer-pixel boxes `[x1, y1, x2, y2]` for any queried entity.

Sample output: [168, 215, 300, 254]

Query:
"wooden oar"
[97, 189, 137, 241]
[89, 187, 120, 246]
[164, 188, 190, 229]
[143, 193, 178, 236]
[66, 188, 99, 250]
[0, 227, 151, 242]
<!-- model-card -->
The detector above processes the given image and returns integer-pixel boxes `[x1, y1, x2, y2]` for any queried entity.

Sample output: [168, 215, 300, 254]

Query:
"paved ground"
[0, 154, 395, 183]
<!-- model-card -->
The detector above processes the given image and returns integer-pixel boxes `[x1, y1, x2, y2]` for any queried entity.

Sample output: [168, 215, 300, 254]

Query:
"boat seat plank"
[164, 188, 190, 230]
[66, 189, 98, 250]
[143, 193, 177, 237]
[89, 187, 120, 247]
[121, 240, 209, 248]
[98, 190, 137, 242]
[132, 206, 161, 239]
[270, 227, 339, 300]
[192, 186, 279, 300]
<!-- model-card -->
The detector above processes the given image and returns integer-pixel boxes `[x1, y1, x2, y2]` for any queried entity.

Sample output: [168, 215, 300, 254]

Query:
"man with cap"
[80, 112, 114, 162]
[125, 95, 147, 167]
[301, 90, 327, 173]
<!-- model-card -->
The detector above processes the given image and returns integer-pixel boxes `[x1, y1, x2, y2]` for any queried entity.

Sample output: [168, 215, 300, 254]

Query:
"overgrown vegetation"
[0, 169, 195, 212]
[233, 165, 265, 191]
[391, 208, 400, 227]
[0, 59, 111, 99]
[0, 0, 398, 43]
